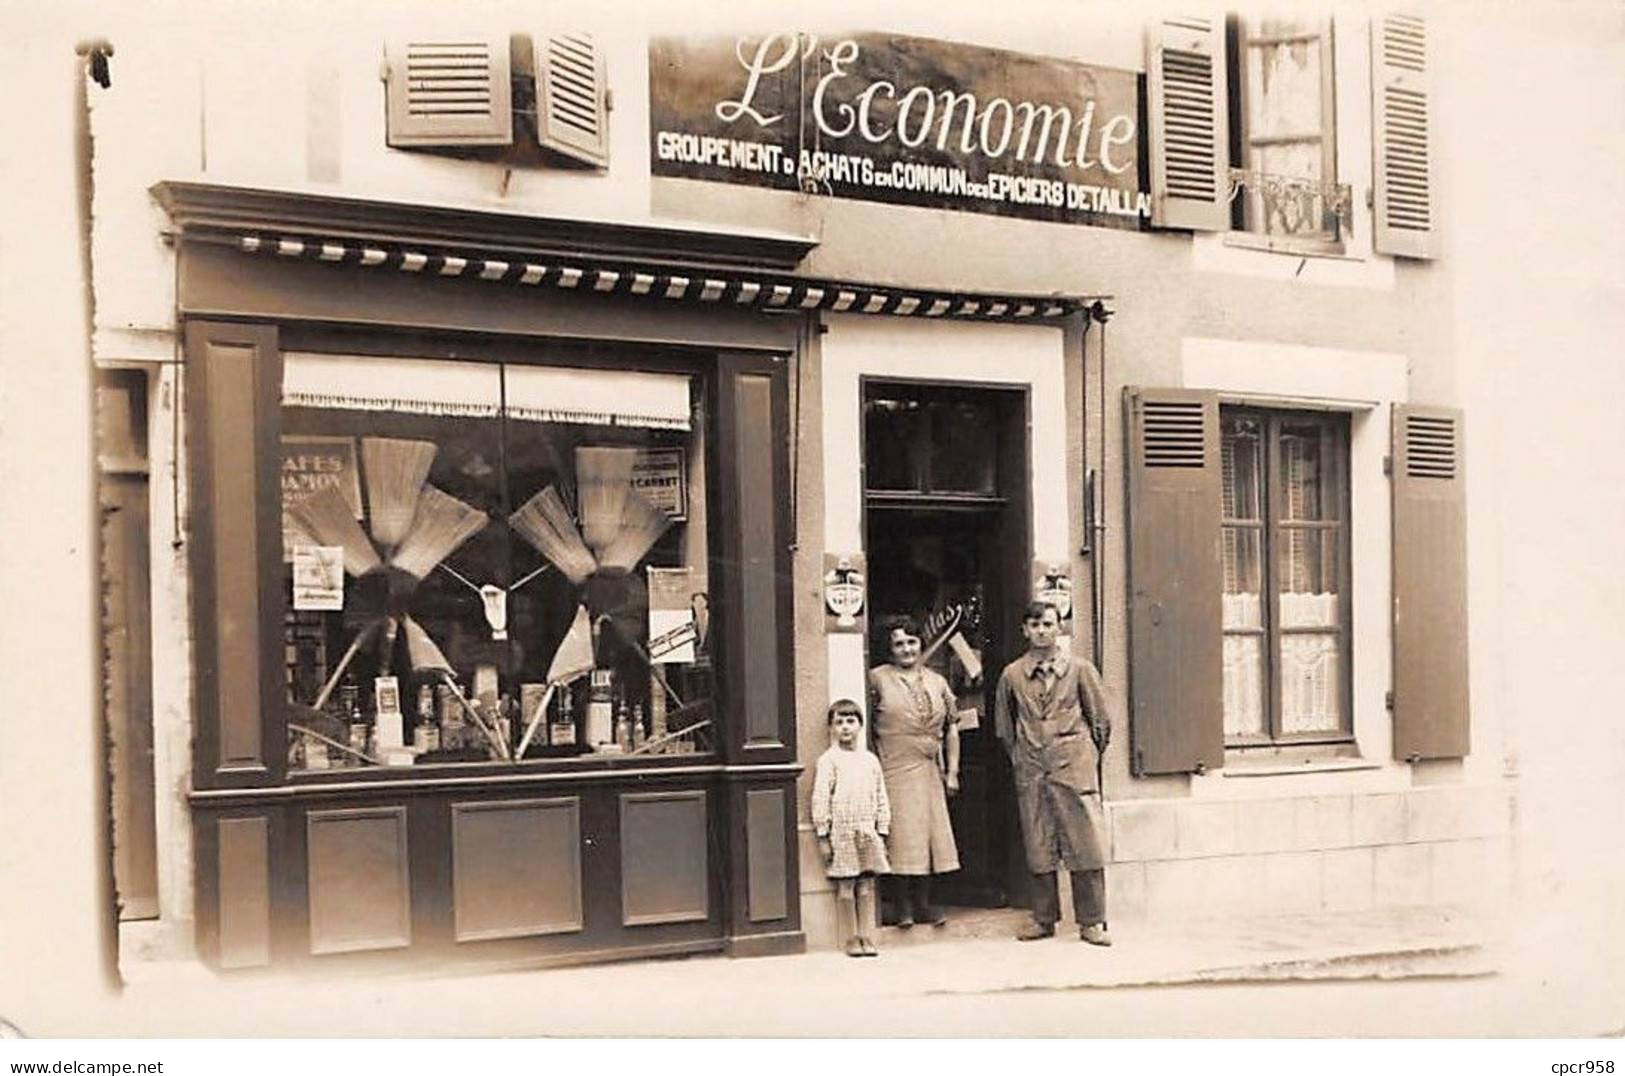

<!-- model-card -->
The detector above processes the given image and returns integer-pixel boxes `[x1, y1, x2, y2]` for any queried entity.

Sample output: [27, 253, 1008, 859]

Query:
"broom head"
[509, 485, 596, 585]
[598, 488, 672, 572]
[547, 604, 597, 684]
[575, 446, 638, 557]
[402, 615, 453, 675]
[287, 485, 382, 577]
[362, 437, 437, 550]
[391, 485, 489, 579]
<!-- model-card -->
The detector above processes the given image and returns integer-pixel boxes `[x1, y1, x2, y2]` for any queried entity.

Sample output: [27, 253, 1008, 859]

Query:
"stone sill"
[1221, 758, 1383, 779]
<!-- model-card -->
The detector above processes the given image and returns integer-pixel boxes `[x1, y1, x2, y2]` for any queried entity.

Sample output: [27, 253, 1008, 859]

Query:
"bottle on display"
[550, 682, 577, 747]
[587, 669, 615, 750]
[615, 696, 633, 753]
[631, 701, 646, 751]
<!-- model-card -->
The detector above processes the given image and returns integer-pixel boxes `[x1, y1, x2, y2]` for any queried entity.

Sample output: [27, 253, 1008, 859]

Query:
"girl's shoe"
[858, 937, 879, 957]
[845, 936, 866, 958]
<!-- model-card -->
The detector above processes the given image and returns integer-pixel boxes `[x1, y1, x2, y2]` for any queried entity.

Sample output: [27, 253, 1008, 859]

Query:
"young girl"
[811, 698, 891, 957]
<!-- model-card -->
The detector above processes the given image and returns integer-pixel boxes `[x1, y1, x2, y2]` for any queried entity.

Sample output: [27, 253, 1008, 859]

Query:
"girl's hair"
[1022, 599, 1061, 624]
[826, 698, 864, 725]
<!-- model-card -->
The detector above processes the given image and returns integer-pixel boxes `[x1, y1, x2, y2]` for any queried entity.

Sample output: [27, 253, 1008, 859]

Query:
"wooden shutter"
[1124, 388, 1225, 775]
[535, 32, 610, 167]
[1146, 17, 1230, 231]
[1371, 13, 1435, 258]
[185, 321, 285, 788]
[384, 37, 513, 148]
[1391, 405, 1468, 760]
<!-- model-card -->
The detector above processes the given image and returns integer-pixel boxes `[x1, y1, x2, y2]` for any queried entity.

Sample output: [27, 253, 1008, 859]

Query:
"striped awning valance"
[214, 231, 1086, 323]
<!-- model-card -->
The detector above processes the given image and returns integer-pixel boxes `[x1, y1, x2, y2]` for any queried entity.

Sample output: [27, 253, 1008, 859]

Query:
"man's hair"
[1022, 599, 1061, 624]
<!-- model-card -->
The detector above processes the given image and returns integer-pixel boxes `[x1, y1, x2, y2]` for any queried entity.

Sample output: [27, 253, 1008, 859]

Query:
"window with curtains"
[278, 352, 716, 771]
[1220, 408, 1351, 744]
[1227, 15, 1347, 251]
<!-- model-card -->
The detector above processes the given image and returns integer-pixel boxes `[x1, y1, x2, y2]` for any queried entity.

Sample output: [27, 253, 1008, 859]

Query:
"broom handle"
[312, 618, 383, 711]
[629, 719, 711, 756]
[439, 672, 511, 761]
[514, 681, 558, 760]
[289, 723, 378, 767]
[616, 634, 686, 710]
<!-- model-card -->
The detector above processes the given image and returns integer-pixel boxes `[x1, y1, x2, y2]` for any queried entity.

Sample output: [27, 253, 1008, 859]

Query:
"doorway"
[861, 379, 1031, 912]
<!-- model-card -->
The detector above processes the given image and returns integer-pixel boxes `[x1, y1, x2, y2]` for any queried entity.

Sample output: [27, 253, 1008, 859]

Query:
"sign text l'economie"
[650, 33, 1150, 225]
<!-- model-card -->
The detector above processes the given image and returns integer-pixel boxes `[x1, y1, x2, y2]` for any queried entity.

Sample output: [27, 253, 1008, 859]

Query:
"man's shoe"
[1079, 923, 1113, 947]
[1016, 921, 1056, 941]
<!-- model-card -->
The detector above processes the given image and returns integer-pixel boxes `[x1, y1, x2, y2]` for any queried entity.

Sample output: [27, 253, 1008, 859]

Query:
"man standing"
[994, 600, 1113, 945]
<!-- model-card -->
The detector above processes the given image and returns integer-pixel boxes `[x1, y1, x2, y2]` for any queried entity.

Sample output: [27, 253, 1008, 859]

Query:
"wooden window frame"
[1221, 406, 1353, 748]
[1226, 15, 1344, 255]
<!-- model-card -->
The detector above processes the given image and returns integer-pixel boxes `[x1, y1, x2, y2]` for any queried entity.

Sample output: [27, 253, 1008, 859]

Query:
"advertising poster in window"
[280, 436, 362, 559]
[647, 566, 699, 664]
[650, 31, 1148, 228]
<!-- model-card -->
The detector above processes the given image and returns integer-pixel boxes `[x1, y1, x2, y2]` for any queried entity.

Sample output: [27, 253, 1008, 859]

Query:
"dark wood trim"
[724, 930, 806, 959]
[153, 181, 818, 271]
[713, 351, 797, 764]
[720, 776, 802, 942]
[185, 321, 285, 789]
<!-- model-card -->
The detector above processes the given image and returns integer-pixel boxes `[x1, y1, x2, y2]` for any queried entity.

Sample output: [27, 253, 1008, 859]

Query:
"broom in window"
[401, 613, 509, 760]
[362, 437, 437, 552]
[514, 603, 597, 758]
[575, 446, 638, 558]
[508, 485, 596, 585]
[390, 485, 489, 581]
[287, 485, 381, 577]
[597, 488, 672, 572]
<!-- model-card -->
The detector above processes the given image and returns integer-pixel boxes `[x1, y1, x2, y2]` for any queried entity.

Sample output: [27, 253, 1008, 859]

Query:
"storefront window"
[280, 353, 714, 771]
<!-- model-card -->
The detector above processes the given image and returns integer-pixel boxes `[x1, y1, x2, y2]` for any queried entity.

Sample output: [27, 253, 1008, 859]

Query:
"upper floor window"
[1228, 16, 1347, 251]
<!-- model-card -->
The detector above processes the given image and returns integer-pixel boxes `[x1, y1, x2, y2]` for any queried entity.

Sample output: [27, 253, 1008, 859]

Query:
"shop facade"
[88, 9, 1510, 972]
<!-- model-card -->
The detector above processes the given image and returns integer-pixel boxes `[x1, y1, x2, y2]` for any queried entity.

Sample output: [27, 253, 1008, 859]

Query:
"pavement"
[88, 903, 1496, 1037]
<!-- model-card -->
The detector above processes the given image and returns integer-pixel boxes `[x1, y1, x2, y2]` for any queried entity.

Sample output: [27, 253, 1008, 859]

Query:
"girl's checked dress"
[811, 745, 892, 878]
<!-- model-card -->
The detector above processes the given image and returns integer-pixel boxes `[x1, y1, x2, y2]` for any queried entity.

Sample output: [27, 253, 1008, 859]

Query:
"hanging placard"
[1032, 561, 1073, 623]
[291, 545, 345, 611]
[632, 447, 688, 520]
[823, 553, 867, 632]
[647, 566, 699, 664]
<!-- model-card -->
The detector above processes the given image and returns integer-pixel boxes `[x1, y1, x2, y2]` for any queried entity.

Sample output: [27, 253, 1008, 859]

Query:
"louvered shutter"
[535, 32, 610, 167]
[1371, 13, 1435, 258]
[384, 38, 513, 148]
[1124, 388, 1225, 775]
[1145, 17, 1230, 231]
[1391, 405, 1468, 760]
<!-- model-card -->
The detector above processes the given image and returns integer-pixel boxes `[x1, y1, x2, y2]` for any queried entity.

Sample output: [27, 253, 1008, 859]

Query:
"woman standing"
[868, 615, 960, 926]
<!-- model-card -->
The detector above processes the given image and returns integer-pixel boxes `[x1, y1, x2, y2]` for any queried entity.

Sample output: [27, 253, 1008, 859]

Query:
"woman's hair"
[826, 698, 864, 725]
[1021, 599, 1061, 624]
[877, 613, 923, 645]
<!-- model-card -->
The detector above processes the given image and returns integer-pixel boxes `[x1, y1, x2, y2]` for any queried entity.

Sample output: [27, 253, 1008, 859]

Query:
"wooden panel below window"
[745, 788, 788, 923]
[452, 797, 583, 942]
[217, 816, 271, 969]
[620, 791, 708, 926]
[307, 806, 411, 955]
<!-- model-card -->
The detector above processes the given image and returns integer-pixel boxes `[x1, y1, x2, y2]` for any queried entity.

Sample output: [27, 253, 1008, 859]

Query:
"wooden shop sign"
[651, 31, 1147, 228]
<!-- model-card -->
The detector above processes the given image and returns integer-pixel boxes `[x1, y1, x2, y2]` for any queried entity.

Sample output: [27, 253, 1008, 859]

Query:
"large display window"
[278, 351, 716, 771]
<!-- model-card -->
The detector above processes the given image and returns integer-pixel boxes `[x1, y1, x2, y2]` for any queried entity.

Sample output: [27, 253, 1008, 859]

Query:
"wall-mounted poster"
[291, 545, 344, 611]
[824, 553, 867, 632]
[651, 31, 1147, 229]
[281, 436, 362, 560]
